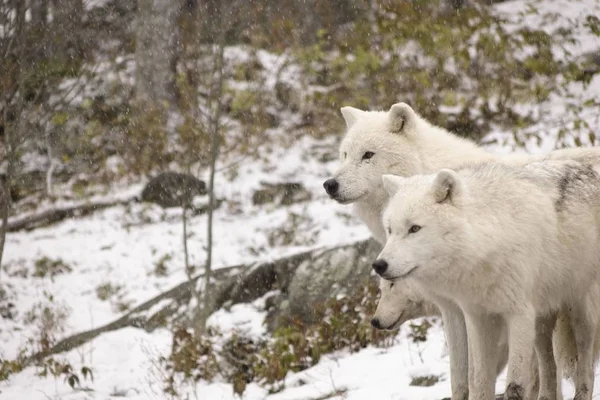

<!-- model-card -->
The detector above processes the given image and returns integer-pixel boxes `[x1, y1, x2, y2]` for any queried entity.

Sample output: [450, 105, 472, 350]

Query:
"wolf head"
[371, 277, 435, 330]
[373, 170, 472, 282]
[323, 103, 424, 204]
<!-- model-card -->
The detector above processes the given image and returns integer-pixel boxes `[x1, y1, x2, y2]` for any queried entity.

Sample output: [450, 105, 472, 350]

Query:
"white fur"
[378, 161, 600, 400]
[326, 102, 600, 400]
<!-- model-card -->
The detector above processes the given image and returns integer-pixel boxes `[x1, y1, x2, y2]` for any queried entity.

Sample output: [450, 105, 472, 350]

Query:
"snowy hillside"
[1, 0, 600, 399]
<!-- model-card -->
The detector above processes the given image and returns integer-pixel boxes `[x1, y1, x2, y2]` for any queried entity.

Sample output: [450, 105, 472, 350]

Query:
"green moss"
[51, 112, 70, 127]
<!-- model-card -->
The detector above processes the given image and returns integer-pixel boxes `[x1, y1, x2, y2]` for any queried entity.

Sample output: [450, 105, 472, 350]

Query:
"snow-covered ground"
[1, 0, 600, 399]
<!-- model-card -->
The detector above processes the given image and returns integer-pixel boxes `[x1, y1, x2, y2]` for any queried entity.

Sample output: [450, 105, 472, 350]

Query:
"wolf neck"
[414, 122, 497, 172]
[355, 125, 496, 244]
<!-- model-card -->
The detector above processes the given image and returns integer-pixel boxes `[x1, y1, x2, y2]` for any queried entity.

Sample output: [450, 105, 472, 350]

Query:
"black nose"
[323, 179, 339, 196]
[372, 259, 388, 275]
[371, 318, 382, 329]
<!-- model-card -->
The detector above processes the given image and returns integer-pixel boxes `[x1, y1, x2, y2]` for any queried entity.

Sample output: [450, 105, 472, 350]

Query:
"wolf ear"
[433, 169, 462, 204]
[388, 102, 416, 134]
[382, 174, 405, 197]
[340, 106, 364, 129]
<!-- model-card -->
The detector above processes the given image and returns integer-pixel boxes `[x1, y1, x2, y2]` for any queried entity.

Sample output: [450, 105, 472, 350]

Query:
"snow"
[2, 130, 367, 352]
[495, 0, 600, 58]
[0, 328, 172, 400]
[1, 0, 600, 399]
[206, 294, 271, 341]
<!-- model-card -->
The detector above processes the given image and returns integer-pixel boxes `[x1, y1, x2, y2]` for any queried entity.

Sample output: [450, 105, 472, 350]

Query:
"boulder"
[140, 172, 206, 208]
[272, 238, 380, 326]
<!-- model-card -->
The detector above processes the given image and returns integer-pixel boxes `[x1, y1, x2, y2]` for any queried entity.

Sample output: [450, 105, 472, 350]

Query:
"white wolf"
[373, 276, 600, 400]
[322, 102, 600, 400]
[375, 161, 600, 400]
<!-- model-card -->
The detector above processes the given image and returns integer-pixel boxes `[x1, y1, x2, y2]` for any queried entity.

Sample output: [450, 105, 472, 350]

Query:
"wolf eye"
[390, 282, 395, 288]
[362, 151, 375, 160]
[408, 225, 421, 234]
[387, 226, 391, 235]
[343, 152, 347, 159]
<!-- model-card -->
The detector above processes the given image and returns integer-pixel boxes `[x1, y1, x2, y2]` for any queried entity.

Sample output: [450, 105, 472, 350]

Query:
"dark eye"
[343, 152, 347, 159]
[408, 225, 421, 234]
[362, 151, 375, 160]
[387, 226, 391, 235]
[390, 282, 395, 288]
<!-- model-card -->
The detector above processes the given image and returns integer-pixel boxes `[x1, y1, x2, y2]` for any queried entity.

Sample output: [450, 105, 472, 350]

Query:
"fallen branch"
[21, 239, 373, 367]
[23, 262, 246, 367]
[6, 199, 132, 232]
[5, 198, 223, 232]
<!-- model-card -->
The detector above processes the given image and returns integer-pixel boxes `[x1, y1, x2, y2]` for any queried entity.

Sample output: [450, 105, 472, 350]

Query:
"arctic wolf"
[373, 271, 600, 400]
[375, 161, 600, 400]
[323, 102, 600, 400]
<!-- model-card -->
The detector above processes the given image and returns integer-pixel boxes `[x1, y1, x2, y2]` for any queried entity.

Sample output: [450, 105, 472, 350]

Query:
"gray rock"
[209, 238, 380, 332]
[281, 238, 381, 324]
[140, 172, 206, 208]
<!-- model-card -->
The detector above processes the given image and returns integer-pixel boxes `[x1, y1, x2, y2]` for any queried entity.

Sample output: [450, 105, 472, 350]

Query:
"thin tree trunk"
[195, 3, 226, 336]
[45, 132, 56, 197]
[183, 207, 191, 279]
[0, 109, 13, 279]
[0, 179, 9, 281]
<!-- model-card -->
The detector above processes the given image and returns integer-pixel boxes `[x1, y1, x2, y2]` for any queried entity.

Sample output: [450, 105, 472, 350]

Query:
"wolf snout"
[370, 317, 382, 329]
[323, 179, 339, 196]
[372, 259, 388, 275]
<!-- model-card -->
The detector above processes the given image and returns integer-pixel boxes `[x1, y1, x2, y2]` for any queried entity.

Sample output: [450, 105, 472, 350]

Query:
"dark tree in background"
[0, 0, 86, 269]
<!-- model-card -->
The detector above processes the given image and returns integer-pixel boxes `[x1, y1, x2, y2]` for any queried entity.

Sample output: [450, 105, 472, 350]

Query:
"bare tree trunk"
[182, 206, 192, 279]
[0, 0, 25, 275]
[194, 2, 226, 336]
[0, 109, 14, 279]
[45, 131, 57, 197]
[135, 0, 181, 107]
[0, 180, 8, 281]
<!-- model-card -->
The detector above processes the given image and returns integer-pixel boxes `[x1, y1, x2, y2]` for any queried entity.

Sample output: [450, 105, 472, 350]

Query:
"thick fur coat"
[324, 103, 600, 400]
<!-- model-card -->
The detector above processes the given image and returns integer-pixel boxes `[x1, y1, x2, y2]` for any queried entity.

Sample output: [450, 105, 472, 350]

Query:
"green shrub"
[295, 0, 583, 141]
[33, 257, 72, 280]
[161, 279, 397, 396]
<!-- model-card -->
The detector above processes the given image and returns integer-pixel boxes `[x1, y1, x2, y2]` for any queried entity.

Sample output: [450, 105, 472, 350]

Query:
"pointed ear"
[382, 174, 405, 197]
[388, 102, 416, 134]
[433, 169, 462, 204]
[340, 106, 364, 129]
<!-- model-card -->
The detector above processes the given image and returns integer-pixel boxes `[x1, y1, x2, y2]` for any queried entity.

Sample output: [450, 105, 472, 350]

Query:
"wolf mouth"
[385, 311, 405, 331]
[384, 266, 418, 281]
[330, 195, 356, 205]
[330, 191, 367, 205]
